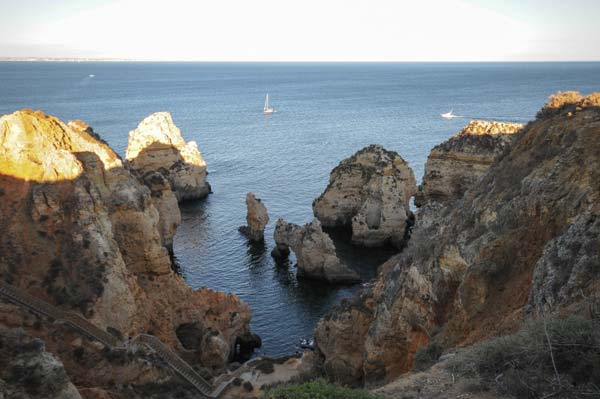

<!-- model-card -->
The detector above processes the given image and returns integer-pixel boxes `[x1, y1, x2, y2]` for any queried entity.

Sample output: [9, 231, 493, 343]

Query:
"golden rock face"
[0, 110, 122, 182]
[126, 112, 210, 201]
[0, 110, 252, 382]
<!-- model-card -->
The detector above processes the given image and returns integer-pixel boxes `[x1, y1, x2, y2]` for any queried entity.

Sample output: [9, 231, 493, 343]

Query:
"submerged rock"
[313, 145, 417, 248]
[415, 120, 523, 206]
[273, 218, 360, 283]
[239, 193, 269, 242]
[126, 112, 210, 201]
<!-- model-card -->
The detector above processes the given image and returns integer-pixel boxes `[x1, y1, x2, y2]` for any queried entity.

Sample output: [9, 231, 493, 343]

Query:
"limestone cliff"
[273, 219, 360, 283]
[415, 120, 523, 206]
[0, 327, 82, 399]
[314, 92, 600, 386]
[313, 145, 416, 248]
[125, 112, 210, 202]
[0, 110, 253, 390]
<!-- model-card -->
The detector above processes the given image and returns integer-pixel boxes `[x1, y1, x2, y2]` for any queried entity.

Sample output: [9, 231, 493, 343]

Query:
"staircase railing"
[0, 281, 232, 398]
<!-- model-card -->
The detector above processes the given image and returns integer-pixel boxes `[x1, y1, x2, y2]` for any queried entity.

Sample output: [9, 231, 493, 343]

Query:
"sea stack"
[126, 112, 211, 202]
[415, 120, 523, 207]
[313, 145, 417, 248]
[272, 218, 360, 283]
[239, 193, 269, 242]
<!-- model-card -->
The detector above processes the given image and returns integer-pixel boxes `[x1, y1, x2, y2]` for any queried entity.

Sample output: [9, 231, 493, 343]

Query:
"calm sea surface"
[1, 62, 599, 356]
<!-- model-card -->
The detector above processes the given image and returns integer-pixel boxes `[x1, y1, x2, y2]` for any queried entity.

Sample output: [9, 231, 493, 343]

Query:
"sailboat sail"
[264, 94, 269, 111]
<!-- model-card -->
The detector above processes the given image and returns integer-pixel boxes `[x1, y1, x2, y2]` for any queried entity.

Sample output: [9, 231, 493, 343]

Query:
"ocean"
[1, 61, 598, 356]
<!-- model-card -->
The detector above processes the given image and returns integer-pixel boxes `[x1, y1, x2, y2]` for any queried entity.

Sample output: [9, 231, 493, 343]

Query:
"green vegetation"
[448, 316, 600, 399]
[264, 379, 383, 399]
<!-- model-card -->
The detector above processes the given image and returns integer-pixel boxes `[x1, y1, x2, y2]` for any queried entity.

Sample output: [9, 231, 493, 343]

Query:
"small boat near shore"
[299, 338, 314, 350]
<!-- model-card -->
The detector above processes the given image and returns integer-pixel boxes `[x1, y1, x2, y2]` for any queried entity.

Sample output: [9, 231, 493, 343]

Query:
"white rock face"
[313, 145, 417, 248]
[273, 218, 360, 283]
[239, 193, 269, 242]
[126, 112, 210, 201]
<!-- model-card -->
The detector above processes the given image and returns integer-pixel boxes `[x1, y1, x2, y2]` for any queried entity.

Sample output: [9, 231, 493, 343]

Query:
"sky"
[1, 0, 599, 61]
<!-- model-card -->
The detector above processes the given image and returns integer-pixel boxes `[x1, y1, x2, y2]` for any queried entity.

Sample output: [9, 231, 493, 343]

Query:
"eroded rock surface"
[239, 193, 269, 242]
[0, 327, 82, 399]
[415, 120, 523, 206]
[314, 92, 600, 386]
[313, 145, 416, 248]
[0, 110, 252, 383]
[273, 219, 360, 283]
[126, 112, 210, 201]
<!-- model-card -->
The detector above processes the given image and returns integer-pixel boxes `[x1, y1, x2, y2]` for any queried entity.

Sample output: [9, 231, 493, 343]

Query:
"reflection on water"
[175, 196, 397, 357]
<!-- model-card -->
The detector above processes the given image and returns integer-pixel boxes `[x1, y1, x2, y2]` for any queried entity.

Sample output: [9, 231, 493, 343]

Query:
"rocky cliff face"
[0, 110, 252, 384]
[313, 145, 416, 248]
[125, 112, 210, 202]
[273, 219, 360, 283]
[415, 120, 523, 206]
[239, 193, 269, 242]
[0, 327, 82, 399]
[314, 92, 600, 386]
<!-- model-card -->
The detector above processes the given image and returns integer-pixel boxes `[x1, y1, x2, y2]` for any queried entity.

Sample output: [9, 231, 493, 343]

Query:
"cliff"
[0, 110, 253, 396]
[415, 120, 523, 206]
[125, 112, 210, 202]
[314, 92, 600, 386]
[313, 145, 417, 248]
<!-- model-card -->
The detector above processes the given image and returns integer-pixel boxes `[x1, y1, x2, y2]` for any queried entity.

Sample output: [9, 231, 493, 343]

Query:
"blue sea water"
[1, 62, 599, 356]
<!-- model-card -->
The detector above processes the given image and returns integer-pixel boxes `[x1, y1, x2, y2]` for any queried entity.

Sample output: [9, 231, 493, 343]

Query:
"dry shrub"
[447, 316, 600, 398]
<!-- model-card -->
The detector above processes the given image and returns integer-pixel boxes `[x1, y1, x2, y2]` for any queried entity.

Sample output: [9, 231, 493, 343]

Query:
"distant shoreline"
[1, 58, 599, 63]
[0, 57, 132, 62]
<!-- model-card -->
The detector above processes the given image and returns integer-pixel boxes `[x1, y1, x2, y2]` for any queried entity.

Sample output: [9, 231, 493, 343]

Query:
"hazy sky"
[1, 0, 599, 61]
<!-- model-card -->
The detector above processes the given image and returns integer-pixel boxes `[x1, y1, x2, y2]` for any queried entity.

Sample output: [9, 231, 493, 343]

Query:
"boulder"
[313, 145, 416, 248]
[239, 193, 269, 242]
[273, 218, 360, 283]
[125, 112, 210, 201]
[415, 120, 523, 206]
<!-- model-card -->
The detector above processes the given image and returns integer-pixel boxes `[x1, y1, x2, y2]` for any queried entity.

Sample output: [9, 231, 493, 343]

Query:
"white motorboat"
[441, 110, 460, 119]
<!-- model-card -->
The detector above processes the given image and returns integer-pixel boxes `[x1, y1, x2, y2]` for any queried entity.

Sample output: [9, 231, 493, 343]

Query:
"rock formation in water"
[0, 110, 255, 395]
[125, 112, 210, 202]
[239, 193, 269, 242]
[313, 145, 417, 248]
[273, 219, 360, 283]
[314, 92, 600, 386]
[414, 120, 523, 207]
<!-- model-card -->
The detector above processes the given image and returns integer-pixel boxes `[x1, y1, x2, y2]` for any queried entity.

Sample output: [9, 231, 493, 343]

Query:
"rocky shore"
[313, 92, 600, 389]
[0, 110, 256, 398]
[1, 91, 599, 398]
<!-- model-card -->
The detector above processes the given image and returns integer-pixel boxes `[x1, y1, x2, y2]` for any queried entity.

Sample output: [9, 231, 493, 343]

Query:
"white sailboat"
[263, 94, 276, 115]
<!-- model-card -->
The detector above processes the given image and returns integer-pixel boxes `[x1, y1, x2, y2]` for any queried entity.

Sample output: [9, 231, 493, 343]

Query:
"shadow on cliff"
[0, 150, 184, 315]
[129, 141, 211, 203]
[326, 227, 399, 281]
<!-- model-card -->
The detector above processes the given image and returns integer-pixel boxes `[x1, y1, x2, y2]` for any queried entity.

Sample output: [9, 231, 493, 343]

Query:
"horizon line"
[1, 57, 600, 63]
